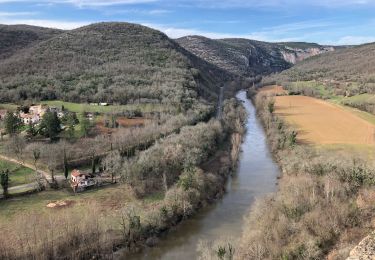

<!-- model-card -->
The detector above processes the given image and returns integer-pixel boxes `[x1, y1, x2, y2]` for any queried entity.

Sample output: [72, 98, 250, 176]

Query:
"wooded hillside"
[0, 24, 62, 60]
[0, 23, 231, 107]
[273, 43, 375, 92]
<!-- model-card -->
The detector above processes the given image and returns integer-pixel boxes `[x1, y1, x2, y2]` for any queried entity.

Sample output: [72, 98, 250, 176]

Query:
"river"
[129, 91, 279, 259]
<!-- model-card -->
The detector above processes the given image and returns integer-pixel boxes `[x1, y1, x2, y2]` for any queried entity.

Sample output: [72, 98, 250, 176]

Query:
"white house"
[20, 113, 40, 125]
[0, 110, 7, 120]
[70, 169, 96, 192]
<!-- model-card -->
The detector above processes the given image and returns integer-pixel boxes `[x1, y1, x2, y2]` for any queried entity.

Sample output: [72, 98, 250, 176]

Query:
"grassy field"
[0, 159, 35, 187]
[0, 103, 18, 111]
[0, 184, 133, 221]
[42, 100, 173, 114]
[289, 81, 333, 98]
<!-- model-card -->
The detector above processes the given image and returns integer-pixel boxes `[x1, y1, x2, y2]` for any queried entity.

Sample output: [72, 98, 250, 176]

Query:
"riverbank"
[238, 89, 375, 259]
[0, 98, 247, 259]
[133, 91, 279, 259]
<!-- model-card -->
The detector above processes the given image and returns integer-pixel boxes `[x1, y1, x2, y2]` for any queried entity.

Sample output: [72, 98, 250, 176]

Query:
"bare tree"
[26, 143, 43, 190]
[43, 144, 63, 188]
[86, 138, 102, 175]
[102, 150, 121, 183]
[6, 135, 26, 162]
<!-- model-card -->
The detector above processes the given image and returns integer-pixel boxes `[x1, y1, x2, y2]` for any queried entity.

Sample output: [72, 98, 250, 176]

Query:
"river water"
[129, 91, 279, 259]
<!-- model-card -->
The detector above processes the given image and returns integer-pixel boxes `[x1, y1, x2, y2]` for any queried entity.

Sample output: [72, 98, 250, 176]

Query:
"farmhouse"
[0, 110, 7, 120]
[20, 113, 40, 125]
[29, 104, 48, 117]
[70, 169, 96, 192]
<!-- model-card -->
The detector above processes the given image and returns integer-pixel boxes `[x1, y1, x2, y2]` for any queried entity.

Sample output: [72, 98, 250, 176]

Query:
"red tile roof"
[71, 169, 83, 177]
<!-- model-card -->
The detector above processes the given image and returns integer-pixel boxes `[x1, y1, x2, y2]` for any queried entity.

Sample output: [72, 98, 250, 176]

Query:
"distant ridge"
[176, 36, 336, 77]
[273, 42, 375, 87]
[0, 24, 63, 59]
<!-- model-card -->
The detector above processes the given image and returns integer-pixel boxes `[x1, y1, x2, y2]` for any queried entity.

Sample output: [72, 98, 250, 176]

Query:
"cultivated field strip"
[274, 95, 375, 145]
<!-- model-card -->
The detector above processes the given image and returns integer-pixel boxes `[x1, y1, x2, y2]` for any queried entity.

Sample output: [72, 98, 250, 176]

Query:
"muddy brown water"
[126, 91, 279, 259]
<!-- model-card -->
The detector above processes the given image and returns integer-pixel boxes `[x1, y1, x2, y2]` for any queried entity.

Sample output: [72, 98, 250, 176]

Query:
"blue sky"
[1, 0, 375, 45]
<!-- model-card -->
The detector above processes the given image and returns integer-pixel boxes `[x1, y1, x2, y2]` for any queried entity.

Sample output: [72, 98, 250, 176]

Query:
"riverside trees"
[120, 120, 223, 196]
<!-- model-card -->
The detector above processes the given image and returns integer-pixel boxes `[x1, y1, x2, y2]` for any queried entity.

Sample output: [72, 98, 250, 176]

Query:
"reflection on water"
[128, 91, 280, 260]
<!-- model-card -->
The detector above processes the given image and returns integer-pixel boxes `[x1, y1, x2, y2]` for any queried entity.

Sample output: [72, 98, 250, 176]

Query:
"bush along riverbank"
[237, 90, 375, 259]
[0, 99, 246, 260]
[115, 98, 247, 257]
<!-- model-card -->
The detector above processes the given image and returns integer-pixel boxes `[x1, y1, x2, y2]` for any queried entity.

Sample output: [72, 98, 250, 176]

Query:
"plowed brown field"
[274, 95, 375, 145]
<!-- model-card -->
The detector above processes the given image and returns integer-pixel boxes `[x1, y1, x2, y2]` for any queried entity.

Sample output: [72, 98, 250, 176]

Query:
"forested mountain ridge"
[276, 42, 375, 82]
[0, 22, 338, 106]
[271, 42, 375, 94]
[0, 24, 63, 60]
[0, 22, 232, 107]
[176, 36, 336, 77]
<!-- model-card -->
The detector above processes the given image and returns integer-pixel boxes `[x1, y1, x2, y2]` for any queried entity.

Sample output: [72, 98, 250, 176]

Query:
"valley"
[0, 19, 375, 260]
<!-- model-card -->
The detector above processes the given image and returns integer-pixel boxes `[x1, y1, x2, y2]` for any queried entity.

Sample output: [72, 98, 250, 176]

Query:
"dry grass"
[95, 117, 148, 135]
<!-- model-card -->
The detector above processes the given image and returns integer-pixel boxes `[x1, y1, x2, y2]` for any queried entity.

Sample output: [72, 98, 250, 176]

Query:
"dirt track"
[274, 95, 375, 145]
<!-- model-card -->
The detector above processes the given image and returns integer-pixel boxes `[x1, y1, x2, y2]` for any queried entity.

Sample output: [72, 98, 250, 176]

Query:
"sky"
[1, 0, 375, 45]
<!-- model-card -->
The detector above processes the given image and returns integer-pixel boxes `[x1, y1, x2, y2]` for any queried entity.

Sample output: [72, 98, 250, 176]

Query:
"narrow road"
[216, 86, 224, 119]
[0, 182, 40, 198]
[0, 154, 63, 183]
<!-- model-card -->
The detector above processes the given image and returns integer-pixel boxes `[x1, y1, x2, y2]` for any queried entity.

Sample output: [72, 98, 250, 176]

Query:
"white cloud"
[141, 22, 300, 42]
[0, 11, 38, 17]
[0, 0, 157, 6]
[334, 35, 375, 45]
[103, 8, 171, 15]
[64, 0, 157, 7]
[163, 0, 375, 9]
[1, 0, 375, 7]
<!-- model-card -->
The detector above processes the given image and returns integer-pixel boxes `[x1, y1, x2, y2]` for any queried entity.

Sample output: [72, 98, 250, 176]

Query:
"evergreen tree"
[66, 116, 76, 140]
[26, 121, 37, 137]
[0, 169, 9, 199]
[4, 111, 21, 135]
[80, 115, 91, 138]
[39, 112, 61, 140]
[63, 148, 69, 180]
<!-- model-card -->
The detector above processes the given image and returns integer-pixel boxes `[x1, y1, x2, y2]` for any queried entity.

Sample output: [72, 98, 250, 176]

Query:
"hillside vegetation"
[0, 24, 62, 60]
[273, 43, 375, 93]
[176, 36, 336, 78]
[0, 23, 231, 107]
[268, 42, 375, 117]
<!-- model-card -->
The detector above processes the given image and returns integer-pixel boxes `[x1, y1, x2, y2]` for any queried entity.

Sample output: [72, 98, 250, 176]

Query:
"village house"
[0, 110, 7, 120]
[86, 112, 94, 121]
[19, 113, 40, 125]
[70, 169, 96, 192]
[18, 104, 49, 125]
[29, 104, 48, 117]
[57, 111, 66, 118]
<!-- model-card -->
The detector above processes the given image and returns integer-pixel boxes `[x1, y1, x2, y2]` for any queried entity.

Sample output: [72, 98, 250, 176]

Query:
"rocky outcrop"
[177, 36, 336, 77]
[281, 46, 335, 64]
[347, 232, 375, 260]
